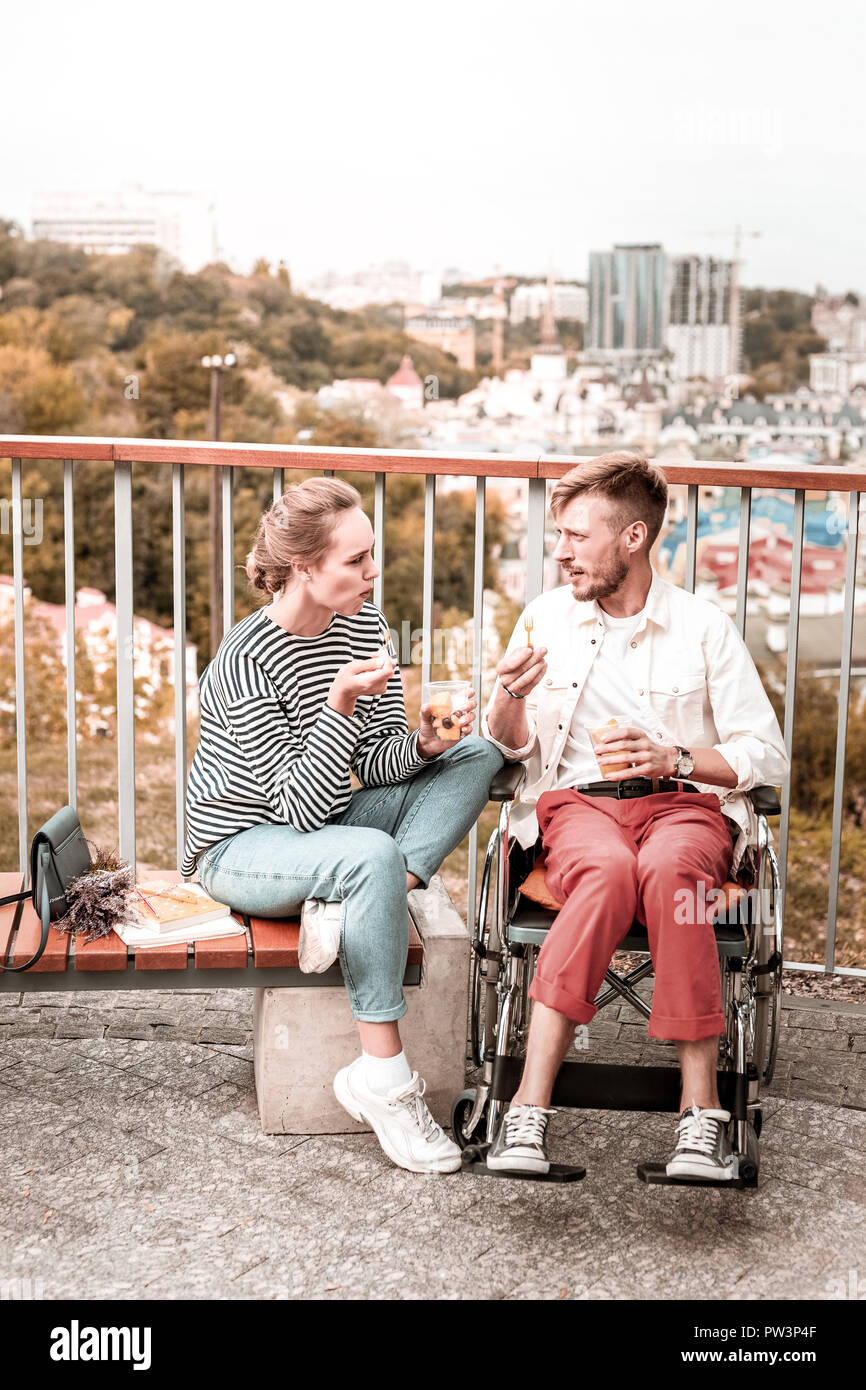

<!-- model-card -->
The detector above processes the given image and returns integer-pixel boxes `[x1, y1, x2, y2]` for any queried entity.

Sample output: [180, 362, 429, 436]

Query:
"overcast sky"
[4, 0, 864, 293]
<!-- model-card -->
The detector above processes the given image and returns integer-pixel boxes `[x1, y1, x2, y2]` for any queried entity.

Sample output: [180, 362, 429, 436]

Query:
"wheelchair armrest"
[489, 763, 526, 801]
[748, 785, 781, 816]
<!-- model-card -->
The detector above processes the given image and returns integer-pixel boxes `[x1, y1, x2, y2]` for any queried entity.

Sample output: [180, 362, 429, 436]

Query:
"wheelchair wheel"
[469, 828, 505, 1069]
[451, 1088, 486, 1150]
[750, 840, 783, 1085]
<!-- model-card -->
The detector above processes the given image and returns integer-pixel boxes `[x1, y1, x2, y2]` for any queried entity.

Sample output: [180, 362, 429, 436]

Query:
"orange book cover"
[125, 881, 231, 931]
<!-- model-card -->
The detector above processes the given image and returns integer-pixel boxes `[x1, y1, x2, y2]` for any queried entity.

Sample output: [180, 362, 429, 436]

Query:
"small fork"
[524, 613, 534, 647]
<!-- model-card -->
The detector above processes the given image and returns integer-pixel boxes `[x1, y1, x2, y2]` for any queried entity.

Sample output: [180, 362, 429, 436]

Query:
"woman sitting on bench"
[182, 477, 503, 1175]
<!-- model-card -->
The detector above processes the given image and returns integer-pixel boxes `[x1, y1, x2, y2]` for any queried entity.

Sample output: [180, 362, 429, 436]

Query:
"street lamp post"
[201, 352, 237, 659]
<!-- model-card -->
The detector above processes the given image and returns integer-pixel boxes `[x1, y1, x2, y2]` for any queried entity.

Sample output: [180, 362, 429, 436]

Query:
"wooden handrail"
[1, 435, 866, 491]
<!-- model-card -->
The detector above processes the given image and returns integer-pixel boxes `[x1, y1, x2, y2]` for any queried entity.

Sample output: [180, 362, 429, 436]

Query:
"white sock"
[361, 1049, 412, 1094]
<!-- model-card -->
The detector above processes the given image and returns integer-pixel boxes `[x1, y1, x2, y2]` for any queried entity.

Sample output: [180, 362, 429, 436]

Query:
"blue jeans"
[196, 736, 504, 1023]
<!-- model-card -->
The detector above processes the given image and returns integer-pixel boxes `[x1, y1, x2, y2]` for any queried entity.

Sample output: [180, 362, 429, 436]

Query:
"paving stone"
[0, 1179, 107, 1254]
[0, 1007, 36, 1024]
[4, 1021, 59, 1039]
[778, 1028, 855, 1053]
[770, 1100, 866, 1155]
[205, 1042, 254, 1062]
[787, 1010, 837, 1031]
[52, 1021, 107, 1039]
[104, 1024, 158, 1041]
[145, 1025, 206, 1043]
[761, 1126, 866, 1179]
[2, 1004, 865, 1299]
[198, 1027, 249, 1045]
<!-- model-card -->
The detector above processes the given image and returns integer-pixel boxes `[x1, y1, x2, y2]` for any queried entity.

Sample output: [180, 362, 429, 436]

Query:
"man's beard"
[565, 551, 629, 602]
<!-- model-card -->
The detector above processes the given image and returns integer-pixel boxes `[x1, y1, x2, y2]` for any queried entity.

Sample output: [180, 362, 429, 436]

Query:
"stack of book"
[117, 881, 245, 948]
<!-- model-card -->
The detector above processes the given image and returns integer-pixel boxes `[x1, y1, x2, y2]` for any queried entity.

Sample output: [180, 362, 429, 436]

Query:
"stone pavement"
[0, 989, 864, 1301]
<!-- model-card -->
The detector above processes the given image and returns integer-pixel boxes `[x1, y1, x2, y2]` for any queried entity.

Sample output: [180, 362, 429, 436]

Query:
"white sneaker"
[333, 1058, 462, 1174]
[298, 898, 343, 974]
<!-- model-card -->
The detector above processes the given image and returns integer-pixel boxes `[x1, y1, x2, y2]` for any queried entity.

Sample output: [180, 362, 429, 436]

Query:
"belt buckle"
[617, 776, 648, 800]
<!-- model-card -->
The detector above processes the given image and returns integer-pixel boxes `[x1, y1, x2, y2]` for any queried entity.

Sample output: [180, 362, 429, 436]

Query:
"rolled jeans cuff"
[647, 1010, 725, 1042]
[528, 973, 598, 1025]
[351, 999, 409, 1024]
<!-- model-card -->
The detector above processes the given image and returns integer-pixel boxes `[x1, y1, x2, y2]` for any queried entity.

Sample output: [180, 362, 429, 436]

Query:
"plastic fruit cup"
[423, 680, 471, 742]
[588, 717, 633, 776]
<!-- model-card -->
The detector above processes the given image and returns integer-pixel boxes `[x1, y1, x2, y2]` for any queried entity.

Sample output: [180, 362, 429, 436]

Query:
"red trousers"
[529, 788, 734, 1041]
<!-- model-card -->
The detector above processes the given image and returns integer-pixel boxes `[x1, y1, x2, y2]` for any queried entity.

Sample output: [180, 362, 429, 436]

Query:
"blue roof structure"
[658, 493, 845, 567]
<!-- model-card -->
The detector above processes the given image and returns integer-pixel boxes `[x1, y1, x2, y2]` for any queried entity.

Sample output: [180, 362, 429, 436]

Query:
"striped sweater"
[181, 600, 430, 878]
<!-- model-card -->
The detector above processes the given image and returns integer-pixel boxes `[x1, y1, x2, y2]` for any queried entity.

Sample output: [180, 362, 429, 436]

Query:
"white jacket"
[482, 569, 790, 875]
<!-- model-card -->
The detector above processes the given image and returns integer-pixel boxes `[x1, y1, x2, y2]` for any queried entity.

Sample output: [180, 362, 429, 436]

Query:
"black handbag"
[0, 806, 93, 971]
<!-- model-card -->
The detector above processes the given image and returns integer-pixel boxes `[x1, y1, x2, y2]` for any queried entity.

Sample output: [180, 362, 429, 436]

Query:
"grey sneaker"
[486, 1103, 557, 1173]
[666, 1103, 735, 1181]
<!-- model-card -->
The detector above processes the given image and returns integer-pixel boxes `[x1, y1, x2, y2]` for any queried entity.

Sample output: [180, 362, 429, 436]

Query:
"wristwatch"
[673, 746, 695, 779]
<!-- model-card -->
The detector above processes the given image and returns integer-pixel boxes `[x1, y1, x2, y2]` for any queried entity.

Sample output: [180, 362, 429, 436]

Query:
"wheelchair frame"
[452, 765, 784, 1188]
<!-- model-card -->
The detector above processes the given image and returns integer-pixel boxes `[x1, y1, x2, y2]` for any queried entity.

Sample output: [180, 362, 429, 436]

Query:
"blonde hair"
[550, 450, 668, 551]
[245, 477, 363, 596]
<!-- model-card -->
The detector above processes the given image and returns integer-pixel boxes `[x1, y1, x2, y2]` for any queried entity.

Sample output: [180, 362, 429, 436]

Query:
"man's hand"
[495, 644, 548, 698]
[485, 642, 548, 751]
[328, 655, 397, 719]
[594, 726, 677, 780]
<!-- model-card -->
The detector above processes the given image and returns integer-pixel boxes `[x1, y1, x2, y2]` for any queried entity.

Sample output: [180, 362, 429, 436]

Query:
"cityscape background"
[2, 0, 866, 966]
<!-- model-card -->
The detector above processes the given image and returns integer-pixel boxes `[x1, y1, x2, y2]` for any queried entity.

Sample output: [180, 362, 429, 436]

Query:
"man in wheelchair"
[480, 451, 789, 1181]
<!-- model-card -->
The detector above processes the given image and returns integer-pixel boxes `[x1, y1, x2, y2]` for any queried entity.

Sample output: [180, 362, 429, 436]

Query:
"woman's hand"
[594, 726, 678, 780]
[417, 689, 478, 760]
[328, 655, 397, 719]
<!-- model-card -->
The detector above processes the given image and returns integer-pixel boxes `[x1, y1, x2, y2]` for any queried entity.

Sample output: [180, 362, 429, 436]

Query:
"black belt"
[574, 777, 699, 800]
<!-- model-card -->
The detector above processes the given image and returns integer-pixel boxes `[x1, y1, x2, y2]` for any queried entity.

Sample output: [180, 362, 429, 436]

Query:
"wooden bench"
[0, 868, 467, 1135]
[0, 869, 422, 992]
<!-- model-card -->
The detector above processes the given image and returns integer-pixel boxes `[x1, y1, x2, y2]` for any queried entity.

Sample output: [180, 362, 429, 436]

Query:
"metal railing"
[3, 435, 865, 978]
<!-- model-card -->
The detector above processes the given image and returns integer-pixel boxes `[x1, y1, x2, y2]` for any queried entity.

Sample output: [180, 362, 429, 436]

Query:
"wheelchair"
[452, 765, 783, 1188]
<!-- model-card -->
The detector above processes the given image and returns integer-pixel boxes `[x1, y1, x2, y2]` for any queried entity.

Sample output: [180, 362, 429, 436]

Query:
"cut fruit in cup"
[423, 680, 471, 742]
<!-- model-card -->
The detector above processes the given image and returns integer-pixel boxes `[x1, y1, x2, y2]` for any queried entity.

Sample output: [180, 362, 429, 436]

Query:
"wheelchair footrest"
[461, 1145, 586, 1182]
[636, 1160, 756, 1190]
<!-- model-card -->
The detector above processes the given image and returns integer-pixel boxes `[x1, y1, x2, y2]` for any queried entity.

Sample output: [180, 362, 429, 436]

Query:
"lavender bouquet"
[55, 843, 136, 942]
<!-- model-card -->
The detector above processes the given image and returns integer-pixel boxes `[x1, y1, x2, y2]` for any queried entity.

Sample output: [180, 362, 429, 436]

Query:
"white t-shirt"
[555, 604, 654, 788]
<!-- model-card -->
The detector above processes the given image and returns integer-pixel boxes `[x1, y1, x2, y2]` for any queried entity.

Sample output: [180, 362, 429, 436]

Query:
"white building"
[510, 282, 588, 324]
[385, 356, 424, 409]
[665, 256, 735, 382]
[31, 185, 217, 271]
[810, 351, 866, 395]
[811, 295, 866, 351]
[301, 262, 441, 311]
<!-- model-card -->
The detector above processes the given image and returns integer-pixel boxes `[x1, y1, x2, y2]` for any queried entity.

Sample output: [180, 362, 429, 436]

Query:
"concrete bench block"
[252, 874, 469, 1134]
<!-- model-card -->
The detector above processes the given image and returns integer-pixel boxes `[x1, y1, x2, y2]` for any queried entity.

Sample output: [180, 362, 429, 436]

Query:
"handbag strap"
[0, 847, 52, 972]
